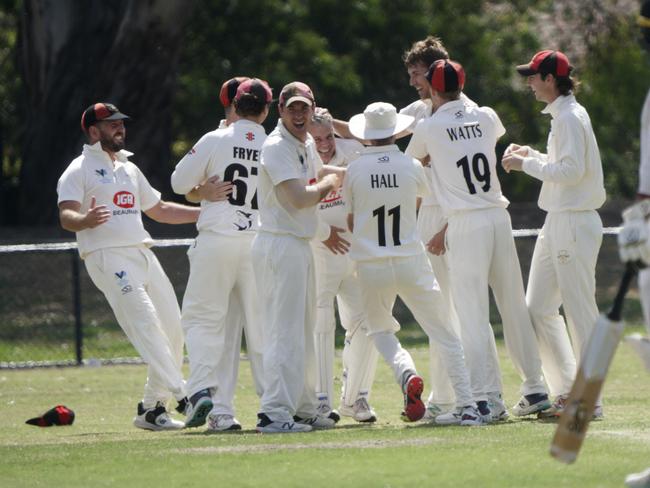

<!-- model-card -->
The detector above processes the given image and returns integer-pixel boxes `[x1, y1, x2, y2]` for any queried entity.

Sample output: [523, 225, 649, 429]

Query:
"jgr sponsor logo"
[113, 191, 135, 208]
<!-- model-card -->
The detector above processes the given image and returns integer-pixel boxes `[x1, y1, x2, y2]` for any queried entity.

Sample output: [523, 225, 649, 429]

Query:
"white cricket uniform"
[521, 94, 606, 397]
[57, 142, 186, 407]
[407, 100, 547, 401]
[402, 98, 503, 408]
[637, 89, 650, 335]
[252, 120, 323, 422]
[311, 138, 379, 410]
[345, 144, 474, 408]
[171, 119, 266, 417]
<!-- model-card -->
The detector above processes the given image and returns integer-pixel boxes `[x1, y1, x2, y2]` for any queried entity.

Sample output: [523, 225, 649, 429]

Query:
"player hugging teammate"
[59, 32, 615, 432]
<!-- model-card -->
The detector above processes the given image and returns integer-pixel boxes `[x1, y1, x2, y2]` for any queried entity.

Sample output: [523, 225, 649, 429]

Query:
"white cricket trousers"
[252, 232, 319, 422]
[356, 252, 474, 408]
[526, 210, 603, 397]
[417, 204, 502, 407]
[84, 246, 186, 407]
[312, 244, 379, 409]
[182, 232, 264, 416]
[446, 207, 546, 401]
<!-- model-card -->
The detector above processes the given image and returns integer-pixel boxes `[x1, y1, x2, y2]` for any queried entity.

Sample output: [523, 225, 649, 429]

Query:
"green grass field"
[1, 338, 650, 488]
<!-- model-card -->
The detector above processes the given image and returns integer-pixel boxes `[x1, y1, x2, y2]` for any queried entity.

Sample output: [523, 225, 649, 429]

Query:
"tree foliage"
[0, 0, 647, 226]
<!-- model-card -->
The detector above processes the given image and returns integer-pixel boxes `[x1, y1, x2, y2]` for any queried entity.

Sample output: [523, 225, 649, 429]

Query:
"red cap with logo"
[234, 78, 273, 104]
[219, 77, 250, 108]
[81, 103, 129, 133]
[426, 59, 465, 93]
[516, 50, 572, 77]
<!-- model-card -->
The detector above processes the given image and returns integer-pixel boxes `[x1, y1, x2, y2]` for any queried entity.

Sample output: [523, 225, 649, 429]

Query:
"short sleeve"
[135, 166, 162, 211]
[57, 163, 85, 205]
[261, 141, 303, 186]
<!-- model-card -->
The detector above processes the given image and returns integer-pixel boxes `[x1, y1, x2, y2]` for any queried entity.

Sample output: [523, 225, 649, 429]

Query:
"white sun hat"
[348, 102, 414, 140]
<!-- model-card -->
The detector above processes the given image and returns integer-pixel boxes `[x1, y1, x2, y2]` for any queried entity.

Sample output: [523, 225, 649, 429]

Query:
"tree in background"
[0, 0, 647, 227]
[16, 0, 193, 225]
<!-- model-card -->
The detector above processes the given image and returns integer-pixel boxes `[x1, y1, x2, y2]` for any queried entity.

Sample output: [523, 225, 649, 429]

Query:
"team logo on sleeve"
[186, 148, 196, 156]
[113, 191, 135, 208]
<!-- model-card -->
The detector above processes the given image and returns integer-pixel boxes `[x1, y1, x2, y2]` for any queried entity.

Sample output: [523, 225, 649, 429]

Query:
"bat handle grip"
[606, 264, 638, 322]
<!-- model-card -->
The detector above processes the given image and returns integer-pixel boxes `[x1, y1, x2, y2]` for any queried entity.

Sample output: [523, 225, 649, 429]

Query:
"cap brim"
[104, 112, 130, 121]
[516, 65, 536, 76]
[348, 113, 414, 140]
[284, 96, 313, 107]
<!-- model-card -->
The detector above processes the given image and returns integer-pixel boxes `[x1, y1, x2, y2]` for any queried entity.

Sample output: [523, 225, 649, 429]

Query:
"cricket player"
[407, 60, 551, 418]
[308, 110, 379, 423]
[171, 79, 272, 431]
[253, 81, 344, 433]
[330, 36, 506, 421]
[401, 36, 506, 421]
[617, 3, 650, 485]
[503, 50, 606, 418]
[57, 103, 201, 431]
[345, 101, 481, 425]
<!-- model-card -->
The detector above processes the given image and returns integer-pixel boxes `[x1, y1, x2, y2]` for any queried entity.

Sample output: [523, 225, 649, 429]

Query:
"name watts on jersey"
[370, 173, 398, 189]
[232, 146, 259, 161]
[446, 123, 482, 141]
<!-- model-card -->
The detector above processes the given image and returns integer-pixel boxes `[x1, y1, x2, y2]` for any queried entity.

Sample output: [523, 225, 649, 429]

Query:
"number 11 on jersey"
[373, 205, 401, 247]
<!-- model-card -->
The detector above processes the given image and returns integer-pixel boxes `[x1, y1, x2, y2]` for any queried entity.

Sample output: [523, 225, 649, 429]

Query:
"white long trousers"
[417, 204, 502, 406]
[356, 252, 474, 408]
[84, 246, 186, 407]
[526, 210, 602, 397]
[446, 207, 547, 401]
[252, 232, 319, 422]
[182, 232, 264, 416]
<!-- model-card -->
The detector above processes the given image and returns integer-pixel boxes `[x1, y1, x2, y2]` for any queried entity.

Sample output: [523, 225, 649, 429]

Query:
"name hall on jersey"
[371, 173, 399, 189]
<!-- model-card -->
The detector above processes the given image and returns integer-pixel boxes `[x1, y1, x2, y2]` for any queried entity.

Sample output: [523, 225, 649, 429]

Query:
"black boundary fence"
[0, 227, 631, 369]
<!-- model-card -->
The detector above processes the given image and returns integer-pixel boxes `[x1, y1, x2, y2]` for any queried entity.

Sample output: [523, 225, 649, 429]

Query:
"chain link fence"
[0, 227, 635, 369]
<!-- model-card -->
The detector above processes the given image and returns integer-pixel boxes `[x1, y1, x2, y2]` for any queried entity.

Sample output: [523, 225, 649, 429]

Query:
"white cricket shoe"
[537, 394, 568, 420]
[294, 413, 336, 430]
[316, 402, 341, 423]
[487, 392, 509, 422]
[421, 403, 455, 422]
[339, 398, 377, 423]
[207, 413, 242, 432]
[256, 413, 312, 433]
[511, 393, 551, 417]
[133, 402, 184, 431]
[625, 467, 650, 487]
[434, 405, 484, 426]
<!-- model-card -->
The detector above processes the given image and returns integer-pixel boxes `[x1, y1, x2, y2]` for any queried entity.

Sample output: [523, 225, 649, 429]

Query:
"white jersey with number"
[344, 145, 430, 261]
[316, 138, 363, 229]
[406, 99, 508, 215]
[57, 142, 160, 259]
[257, 120, 323, 239]
[171, 119, 266, 235]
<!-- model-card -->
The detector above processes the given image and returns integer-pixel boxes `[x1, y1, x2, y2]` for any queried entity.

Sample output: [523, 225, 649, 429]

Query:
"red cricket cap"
[516, 50, 572, 77]
[81, 103, 129, 133]
[219, 77, 250, 108]
[426, 59, 465, 93]
[234, 78, 273, 104]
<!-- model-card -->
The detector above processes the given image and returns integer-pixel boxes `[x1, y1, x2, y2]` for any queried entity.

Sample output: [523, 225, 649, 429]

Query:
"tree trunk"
[18, 0, 193, 225]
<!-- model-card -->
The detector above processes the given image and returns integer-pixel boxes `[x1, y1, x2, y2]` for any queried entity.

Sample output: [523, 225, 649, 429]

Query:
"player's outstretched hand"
[321, 173, 341, 192]
[83, 196, 111, 228]
[198, 175, 234, 202]
[322, 225, 350, 255]
[618, 200, 650, 266]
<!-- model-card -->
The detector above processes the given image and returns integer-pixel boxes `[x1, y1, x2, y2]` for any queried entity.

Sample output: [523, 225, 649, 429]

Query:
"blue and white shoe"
[512, 393, 551, 417]
[184, 389, 213, 428]
[256, 413, 312, 433]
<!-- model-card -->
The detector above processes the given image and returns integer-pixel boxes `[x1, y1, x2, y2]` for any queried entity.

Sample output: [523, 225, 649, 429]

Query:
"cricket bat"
[550, 264, 638, 464]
